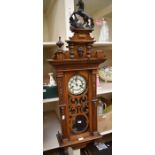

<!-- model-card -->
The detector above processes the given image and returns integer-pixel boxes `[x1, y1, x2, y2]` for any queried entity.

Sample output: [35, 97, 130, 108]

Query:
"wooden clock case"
[48, 0, 106, 149]
[48, 28, 106, 148]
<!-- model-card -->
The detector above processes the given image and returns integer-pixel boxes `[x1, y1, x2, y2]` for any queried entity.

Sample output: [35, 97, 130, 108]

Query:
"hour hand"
[71, 84, 75, 88]
[79, 85, 83, 88]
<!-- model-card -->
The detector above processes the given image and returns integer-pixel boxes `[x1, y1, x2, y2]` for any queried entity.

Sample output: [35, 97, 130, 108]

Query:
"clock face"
[68, 75, 86, 95]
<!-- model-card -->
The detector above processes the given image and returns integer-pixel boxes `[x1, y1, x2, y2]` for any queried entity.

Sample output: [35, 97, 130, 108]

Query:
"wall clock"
[48, 0, 106, 148]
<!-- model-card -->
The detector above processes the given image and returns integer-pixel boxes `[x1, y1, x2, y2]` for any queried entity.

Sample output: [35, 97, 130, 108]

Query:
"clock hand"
[80, 85, 83, 88]
[75, 76, 78, 83]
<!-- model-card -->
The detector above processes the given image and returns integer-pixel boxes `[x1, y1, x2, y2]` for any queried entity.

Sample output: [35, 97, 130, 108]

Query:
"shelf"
[43, 97, 59, 103]
[43, 42, 57, 48]
[98, 111, 112, 135]
[43, 42, 112, 49]
[43, 111, 61, 151]
[43, 111, 112, 151]
[97, 82, 112, 95]
[43, 81, 112, 103]
[94, 41, 112, 47]
[43, 41, 112, 47]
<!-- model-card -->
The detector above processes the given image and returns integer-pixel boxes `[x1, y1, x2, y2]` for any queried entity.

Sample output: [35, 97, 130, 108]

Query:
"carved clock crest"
[48, 0, 106, 148]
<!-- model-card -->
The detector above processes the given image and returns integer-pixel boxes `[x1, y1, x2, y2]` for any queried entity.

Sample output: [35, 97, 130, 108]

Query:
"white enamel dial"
[68, 75, 86, 95]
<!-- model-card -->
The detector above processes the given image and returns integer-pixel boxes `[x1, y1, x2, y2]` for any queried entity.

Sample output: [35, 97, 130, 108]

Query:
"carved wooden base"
[56, 132, 101, 149]
[93, 131, 99, 136]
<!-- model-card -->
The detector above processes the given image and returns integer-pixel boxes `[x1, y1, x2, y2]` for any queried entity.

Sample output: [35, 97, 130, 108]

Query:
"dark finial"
[56, 36, 64, 49]
[77, 0, 84, 12]
[69, 0, 94, 30]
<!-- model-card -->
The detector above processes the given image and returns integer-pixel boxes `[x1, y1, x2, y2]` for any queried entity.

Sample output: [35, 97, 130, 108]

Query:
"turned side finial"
[53, 37, 65, 60]
[56, 36, 64, 49]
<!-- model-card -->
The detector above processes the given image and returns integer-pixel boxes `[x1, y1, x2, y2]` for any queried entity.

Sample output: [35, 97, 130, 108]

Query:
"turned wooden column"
[91, 70, 98, 135]
[56, 71, 69, 142]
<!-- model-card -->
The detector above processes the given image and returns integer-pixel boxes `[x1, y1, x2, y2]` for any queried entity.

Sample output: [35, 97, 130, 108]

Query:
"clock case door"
[65, 71, 93, 141]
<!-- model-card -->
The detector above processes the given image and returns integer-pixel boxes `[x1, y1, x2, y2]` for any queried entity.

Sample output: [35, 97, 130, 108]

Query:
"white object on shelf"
[98, 18, 109, 42]
[48, 72, 56, 87]
[99, 66, 112, 82]
[97, 100, 104, 116]
[96, 74, 101, 87]
[95, 143, 108, 151]
[97, 99, 107, 116]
